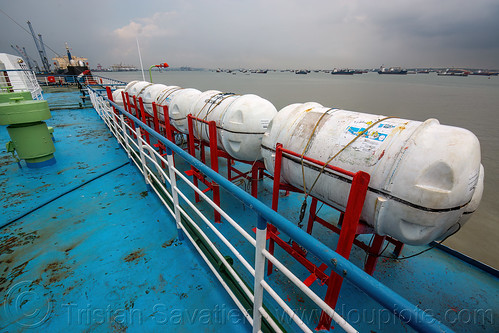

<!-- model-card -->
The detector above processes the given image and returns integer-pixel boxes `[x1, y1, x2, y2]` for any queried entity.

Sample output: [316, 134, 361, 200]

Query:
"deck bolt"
[331, 258, 337, 266]
[343, 269, 347, 276]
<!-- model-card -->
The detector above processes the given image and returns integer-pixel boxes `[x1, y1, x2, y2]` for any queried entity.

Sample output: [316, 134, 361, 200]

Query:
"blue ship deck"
[0, 92, 250, 332]
[1, 90, 498, 332]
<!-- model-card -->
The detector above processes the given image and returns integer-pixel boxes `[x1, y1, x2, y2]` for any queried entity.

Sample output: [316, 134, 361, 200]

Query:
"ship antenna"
[136, 37, 146, 81]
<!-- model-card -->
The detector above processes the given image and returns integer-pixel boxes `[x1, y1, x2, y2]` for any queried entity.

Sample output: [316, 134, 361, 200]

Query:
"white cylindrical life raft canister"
[190, 91, 277, 161]
[261, 102, 484, 245]
[112, 88, 125, 107]
[124, 80, 154, 100]
[168, 88, 203, 133]
[141, 84, 181, 119]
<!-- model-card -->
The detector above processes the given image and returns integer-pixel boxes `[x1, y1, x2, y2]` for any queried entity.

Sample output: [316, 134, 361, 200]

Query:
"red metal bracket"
[185, 114, 270, 223]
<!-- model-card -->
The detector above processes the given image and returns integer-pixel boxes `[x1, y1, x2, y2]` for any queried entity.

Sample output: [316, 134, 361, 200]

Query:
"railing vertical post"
[208, 121, 219, 172]
[120, 114, 131, 160]
[152, 102, 160, 133]
[105, 87, 116, 113]
[132, 96, 139, 139]
[253, 214, 267, 333]
[166, 147, 184, 241]
[163, 105, 175, 143]
[317, 171, 370, 331]
[136, 127, 149, 187]
[124, 93, 136, 138]
[272, 143, 284, 212]
[364, 234, 386, 275]
[187, 115, 200, 202]
[105, 86, 119, 130]
[208, 120, 222, 223]
[187, 115, 196, 157]
[306, 197, 319, 234]
[138, 97, 150, 144]
[133, 96, 139, 117]
[123, 92, 130, 113]
[267, 143, 284, 275]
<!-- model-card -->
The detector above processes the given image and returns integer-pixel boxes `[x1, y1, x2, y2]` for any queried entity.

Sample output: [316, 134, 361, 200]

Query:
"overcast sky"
[1, 0, 499, 69]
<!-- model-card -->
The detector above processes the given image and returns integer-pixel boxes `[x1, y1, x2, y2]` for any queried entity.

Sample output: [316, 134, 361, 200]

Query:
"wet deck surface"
[1, 90, 498, 332]
[0, 93, 250, 332]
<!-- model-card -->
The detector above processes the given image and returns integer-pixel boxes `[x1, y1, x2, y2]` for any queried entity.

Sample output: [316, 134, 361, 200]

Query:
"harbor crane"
[27, 21, 51, 73]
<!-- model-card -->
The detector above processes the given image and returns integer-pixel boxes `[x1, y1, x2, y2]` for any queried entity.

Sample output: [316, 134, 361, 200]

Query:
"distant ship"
[331, 68, 354, 75]
[378, 66, 407, 75]
[437, 69, 469, 77]
[52, 43, 90, 76]
[470, 70, 498, 76]
[110, 63, 139, 71]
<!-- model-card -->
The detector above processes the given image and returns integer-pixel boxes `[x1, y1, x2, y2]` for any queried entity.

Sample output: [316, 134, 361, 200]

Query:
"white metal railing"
[88, 88, 358, 333]
[1, 69, 43, 100]
[36, 74, 126, 88]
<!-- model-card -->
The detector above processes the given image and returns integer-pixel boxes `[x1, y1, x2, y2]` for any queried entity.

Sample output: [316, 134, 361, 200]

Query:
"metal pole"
[136, 127, 148, 185]
[136, 37, 146, 81]
[252, 215, 267, 333]
[149, 64, 156, 83]
[166, 148, 184, 241]
[119, 114, 131, 159]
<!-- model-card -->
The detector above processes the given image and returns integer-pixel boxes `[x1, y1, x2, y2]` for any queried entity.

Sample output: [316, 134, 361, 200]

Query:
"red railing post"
[138, 97, 150, 144]
[208, 121, 221, 223]
[124, 92, 132, 113]
[316, 170, 370, 331]
[163, 105, 175, 143]
[187, 115, 200, 203]
[132, 96, 138, 117]
[208, 121, 219, 173]
[364, 234, 386, 275]
[267, 143, 285, 274]
[187, 115, 196, 157]
[306, 197, 319, 234]
[105, 87, 119, 123]
[271, 143, 284, 212]
[152, 102, 160, 133]
[121, 91, 128, 113]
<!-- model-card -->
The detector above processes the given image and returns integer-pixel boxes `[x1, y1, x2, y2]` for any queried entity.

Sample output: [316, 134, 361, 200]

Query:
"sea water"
[102, 70, 499, 268]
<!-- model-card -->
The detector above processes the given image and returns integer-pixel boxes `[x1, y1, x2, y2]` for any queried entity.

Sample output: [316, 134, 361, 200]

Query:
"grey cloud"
[1, 0, 498, 69]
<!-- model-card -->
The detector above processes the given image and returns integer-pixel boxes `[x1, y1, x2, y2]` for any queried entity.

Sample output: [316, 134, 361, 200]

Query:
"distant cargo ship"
[52, 43, 90, 76]
[378, 66, 407, 74]
[331, 68, 354, 75]
[110, 63, 139, 71]
[470, 70, 498, 76]
[437, 69, 469, 76]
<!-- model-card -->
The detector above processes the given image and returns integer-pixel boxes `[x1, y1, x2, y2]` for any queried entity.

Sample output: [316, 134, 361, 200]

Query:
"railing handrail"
[88, 86, 453, 333]
[91, 74, 127, 85]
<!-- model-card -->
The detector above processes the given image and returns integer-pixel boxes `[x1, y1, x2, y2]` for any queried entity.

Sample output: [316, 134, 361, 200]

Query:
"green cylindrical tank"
[0, 94, 56, 168]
